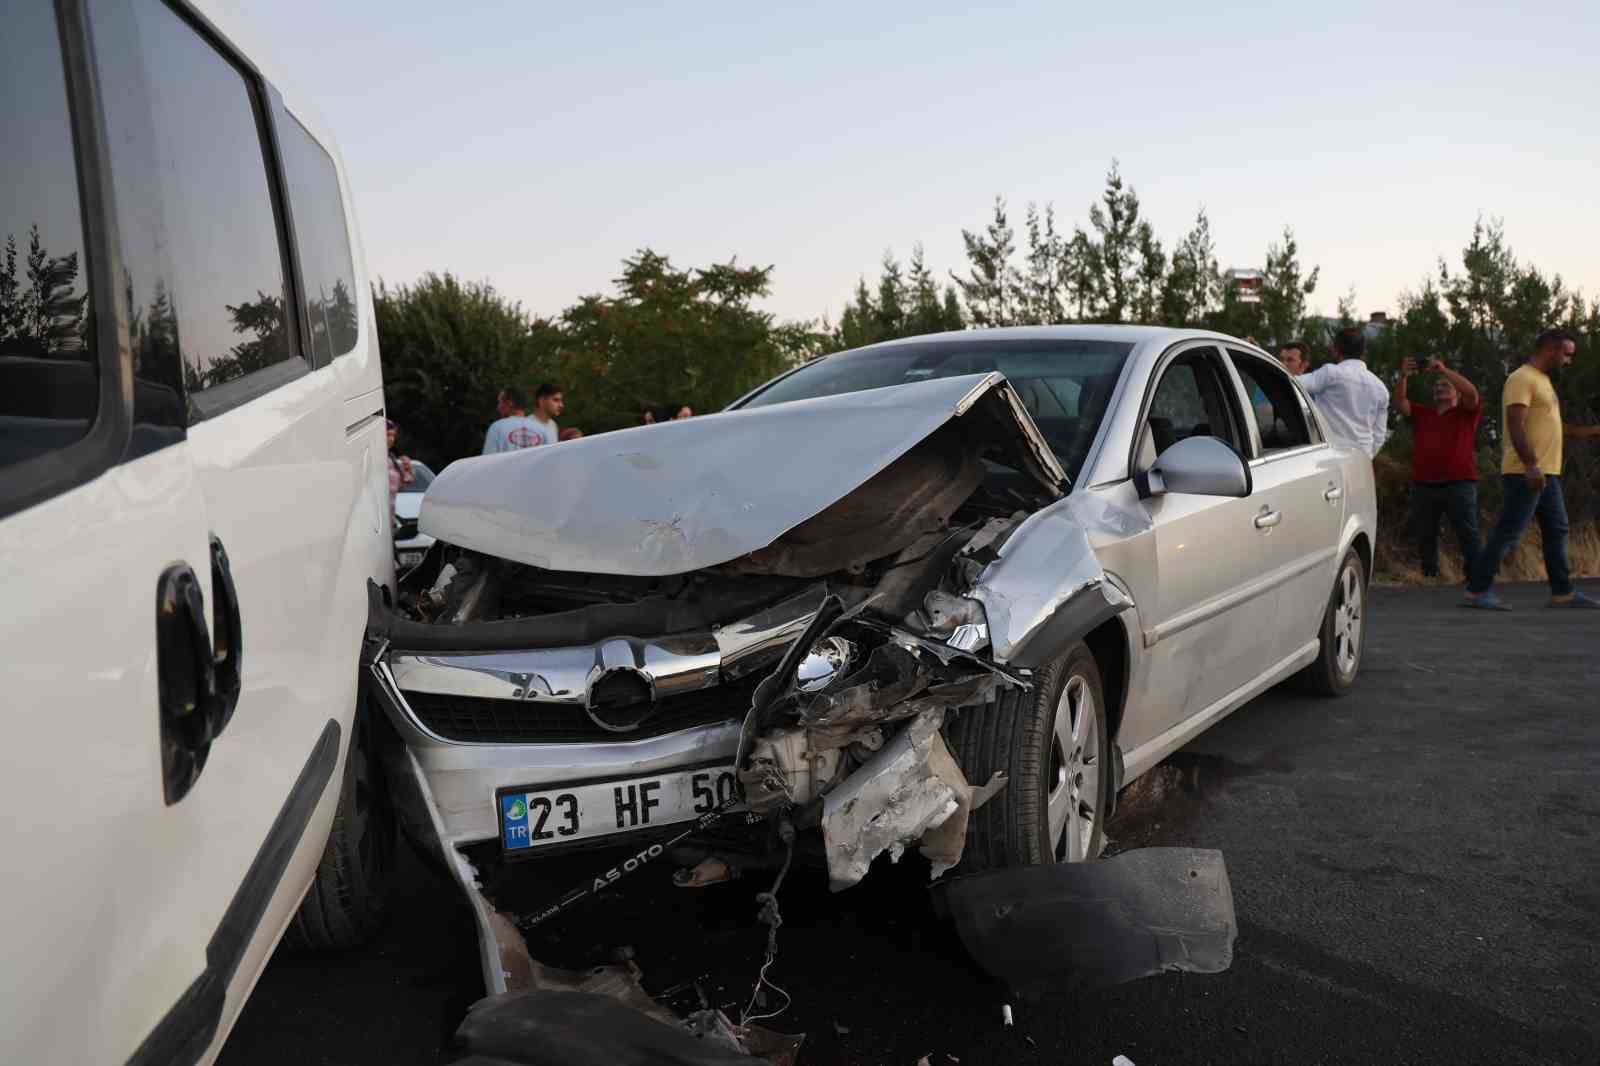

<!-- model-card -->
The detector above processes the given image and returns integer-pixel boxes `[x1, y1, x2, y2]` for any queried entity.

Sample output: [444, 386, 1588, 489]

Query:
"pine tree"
[1259, 227, 1320, 346]
[1021, 203, 1065, 325]
[1087, 162, 1148, 322]
[1161, 209, 1220, 326]
[952, 197, 1020, 327]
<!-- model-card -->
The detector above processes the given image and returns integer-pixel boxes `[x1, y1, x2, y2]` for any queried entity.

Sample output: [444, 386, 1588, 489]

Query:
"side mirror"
[1136, 436, 1252, 499]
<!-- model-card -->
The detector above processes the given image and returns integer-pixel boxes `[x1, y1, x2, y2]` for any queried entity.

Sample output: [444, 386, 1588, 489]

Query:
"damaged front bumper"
[364, 584, 825, 848]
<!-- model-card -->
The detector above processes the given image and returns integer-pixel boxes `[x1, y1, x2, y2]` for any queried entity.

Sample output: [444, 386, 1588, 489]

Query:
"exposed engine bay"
[367, 373, 1084, 890]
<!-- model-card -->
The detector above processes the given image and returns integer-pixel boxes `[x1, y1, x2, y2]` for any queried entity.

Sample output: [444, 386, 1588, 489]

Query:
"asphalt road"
[221, 581, 1599, 1066]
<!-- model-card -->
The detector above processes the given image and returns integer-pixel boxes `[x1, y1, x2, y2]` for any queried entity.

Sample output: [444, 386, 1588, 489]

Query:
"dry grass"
[1368, 453, 1600, 587]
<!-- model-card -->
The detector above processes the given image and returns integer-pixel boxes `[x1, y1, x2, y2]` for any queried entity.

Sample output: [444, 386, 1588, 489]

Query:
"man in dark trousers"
[1394, 355, 1482, 578]
[1465, 329, 1600, 610]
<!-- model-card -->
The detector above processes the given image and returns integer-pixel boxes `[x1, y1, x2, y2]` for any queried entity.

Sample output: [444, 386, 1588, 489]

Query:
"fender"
[969, 499, 1132, 669]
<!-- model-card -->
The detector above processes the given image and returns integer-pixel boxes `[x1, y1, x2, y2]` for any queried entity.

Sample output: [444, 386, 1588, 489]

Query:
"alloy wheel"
[1046, 673, 1101, 862]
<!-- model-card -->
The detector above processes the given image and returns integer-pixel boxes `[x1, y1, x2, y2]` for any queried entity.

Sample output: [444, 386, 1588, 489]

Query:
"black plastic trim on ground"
[125, 717, 341, 1066]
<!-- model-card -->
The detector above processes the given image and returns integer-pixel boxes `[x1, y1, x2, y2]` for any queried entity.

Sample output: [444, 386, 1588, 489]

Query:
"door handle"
[154, 538, 244, 806]
[156, 564, 219, 805]
[209, 536, 243, 734]
[1254, 508, 1282, 530]
[1324, 486, 1343, 501]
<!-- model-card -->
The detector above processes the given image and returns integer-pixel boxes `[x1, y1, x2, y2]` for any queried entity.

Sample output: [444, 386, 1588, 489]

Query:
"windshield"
[738, 337, 1133, 484]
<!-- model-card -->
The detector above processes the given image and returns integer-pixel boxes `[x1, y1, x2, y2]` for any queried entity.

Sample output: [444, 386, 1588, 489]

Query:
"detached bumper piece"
[936, 847, 1237, 998]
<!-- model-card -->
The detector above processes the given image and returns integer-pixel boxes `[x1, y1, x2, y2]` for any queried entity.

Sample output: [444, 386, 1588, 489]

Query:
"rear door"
[1224, 348, 1345, 666]
[1132, 344, 1275, 734]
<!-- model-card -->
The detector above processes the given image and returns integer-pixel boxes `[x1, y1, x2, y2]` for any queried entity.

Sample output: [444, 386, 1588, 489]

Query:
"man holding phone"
[1394, 353, 1482, 578]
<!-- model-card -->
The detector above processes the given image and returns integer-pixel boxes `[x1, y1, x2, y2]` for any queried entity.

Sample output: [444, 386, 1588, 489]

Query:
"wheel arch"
[1350, 530, 1373, 587]
[1083, 613, 1130, 744]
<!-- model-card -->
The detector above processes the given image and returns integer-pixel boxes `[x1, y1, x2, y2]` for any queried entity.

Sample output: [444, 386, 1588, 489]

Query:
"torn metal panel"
[820, 710, 961, 891]
[916, 738, 1008, 879]
[936, 847, 1237, 998]
[969, 498, 1134, 666]
[418, 372, 1061, 577]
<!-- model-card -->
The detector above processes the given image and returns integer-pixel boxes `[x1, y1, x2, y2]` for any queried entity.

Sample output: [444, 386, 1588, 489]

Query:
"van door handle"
[209, 536, 243, 734]
[1254, 508, 1282, 529]
[156, 564, 219, 805]
[1324, 486, 1343, 501]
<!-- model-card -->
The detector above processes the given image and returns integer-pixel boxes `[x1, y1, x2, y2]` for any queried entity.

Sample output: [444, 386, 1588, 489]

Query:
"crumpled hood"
[420, 372, 1065, 577]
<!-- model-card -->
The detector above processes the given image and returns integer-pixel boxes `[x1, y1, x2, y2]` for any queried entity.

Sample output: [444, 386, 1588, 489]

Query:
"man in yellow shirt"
[1465, 329, 1600, 609]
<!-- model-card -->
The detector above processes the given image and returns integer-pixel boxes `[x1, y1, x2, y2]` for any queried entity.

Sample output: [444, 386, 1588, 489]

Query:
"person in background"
[1277, 339, 1309, 375]
[386, 419, 414, 509]
[1394, 355, 1482, 579]
[1464, 329, 1600, 610]
[672, 404, 694, 420]
[483, 384, 570, 453]
[1298, 327, 1390, 458]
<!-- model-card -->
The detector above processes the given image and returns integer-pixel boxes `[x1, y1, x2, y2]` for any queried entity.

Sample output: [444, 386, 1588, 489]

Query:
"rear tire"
[946, 641, 1107, 872]
[285, 696, 395, 950]
[1300, 547, 1366, 697]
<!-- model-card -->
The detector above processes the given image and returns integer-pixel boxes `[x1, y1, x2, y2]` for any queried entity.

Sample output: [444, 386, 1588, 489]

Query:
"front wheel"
[1301, 547, 1366, 697]
[945, 641, 1108, 871]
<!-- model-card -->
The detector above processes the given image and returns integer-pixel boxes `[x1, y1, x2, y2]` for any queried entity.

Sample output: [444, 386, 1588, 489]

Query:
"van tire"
[285, 698, 395, 950]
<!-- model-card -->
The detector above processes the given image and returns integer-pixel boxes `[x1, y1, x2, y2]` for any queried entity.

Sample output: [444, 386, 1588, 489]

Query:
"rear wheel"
[946, 641, 1107, 871]
[1300, 547, 1366, 697]
[284, 696, 395, 949]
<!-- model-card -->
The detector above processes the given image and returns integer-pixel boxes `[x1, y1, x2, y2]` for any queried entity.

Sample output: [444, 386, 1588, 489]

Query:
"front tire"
[284, 697, 396, 950]
[946, 641, 1108, 871]
[1301, 547, 1366, 697]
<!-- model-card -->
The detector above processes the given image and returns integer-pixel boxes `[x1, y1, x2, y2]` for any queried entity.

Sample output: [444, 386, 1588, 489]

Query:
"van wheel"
[945, 641, 1107, 871]
[1299, 548, 1366, 697]
[285, 698, 395, 950]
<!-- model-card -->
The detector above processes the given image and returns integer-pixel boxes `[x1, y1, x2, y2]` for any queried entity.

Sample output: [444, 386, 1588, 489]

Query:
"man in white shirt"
[482, 384, 564, 454]
[1298, 327, 1390, 458]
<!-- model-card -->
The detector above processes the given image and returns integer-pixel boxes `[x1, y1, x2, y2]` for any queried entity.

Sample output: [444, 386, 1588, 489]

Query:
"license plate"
[498, 765, 738, 854]
[397, 550, 425, 568]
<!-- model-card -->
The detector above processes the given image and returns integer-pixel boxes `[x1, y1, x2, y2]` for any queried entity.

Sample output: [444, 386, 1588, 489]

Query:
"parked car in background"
[394, 459, 438, 569]
[364, 326, 1375, 994]
[2, 1, 393, 1062]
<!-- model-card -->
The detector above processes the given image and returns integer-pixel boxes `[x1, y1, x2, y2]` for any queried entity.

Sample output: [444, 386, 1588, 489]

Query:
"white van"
[1, 0, 394, 1061]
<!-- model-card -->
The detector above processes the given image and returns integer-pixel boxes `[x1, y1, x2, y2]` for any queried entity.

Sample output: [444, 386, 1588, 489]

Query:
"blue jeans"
[1409, 481, 1481, 576]
[1467, 474, 1572, 596]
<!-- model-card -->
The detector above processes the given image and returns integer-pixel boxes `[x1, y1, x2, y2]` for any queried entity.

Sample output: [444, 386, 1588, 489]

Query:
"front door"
[1134, 345, 1276, 734]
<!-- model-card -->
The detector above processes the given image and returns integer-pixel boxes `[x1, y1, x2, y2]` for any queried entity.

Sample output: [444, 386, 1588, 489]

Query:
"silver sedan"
[368, 326, 1375, 906]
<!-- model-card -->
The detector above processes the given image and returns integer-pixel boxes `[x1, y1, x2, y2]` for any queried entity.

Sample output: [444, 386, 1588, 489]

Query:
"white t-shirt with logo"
[482, 415, 558, 454]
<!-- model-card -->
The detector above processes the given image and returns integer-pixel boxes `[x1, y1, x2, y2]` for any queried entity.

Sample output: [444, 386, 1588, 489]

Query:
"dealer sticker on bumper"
[499, 765, 737, 853]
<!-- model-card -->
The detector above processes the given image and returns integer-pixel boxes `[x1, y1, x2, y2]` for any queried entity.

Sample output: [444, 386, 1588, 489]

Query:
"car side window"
[279, 111, 359, 361]
[106, 0, 300, 421]
[0, 3, 96, 475]
[1138, 348, 1242, 468]
[1228, 350, 1313, 454]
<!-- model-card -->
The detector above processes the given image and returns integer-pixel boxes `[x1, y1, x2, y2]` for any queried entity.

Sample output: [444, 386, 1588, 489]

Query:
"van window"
[0, 2, 95, 472]
[280, 113, 359, 361]
[122, 0, 298, 409]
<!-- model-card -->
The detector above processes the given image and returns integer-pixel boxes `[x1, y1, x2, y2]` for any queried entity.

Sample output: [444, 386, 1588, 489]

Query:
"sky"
[237, 0, 1599, 326]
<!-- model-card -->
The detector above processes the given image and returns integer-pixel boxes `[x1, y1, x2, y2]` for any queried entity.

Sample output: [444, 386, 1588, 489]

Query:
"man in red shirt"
[1395, 356, 1482, 578]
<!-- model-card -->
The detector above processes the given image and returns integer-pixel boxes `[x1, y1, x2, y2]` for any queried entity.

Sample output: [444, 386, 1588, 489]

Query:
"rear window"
[279, 112, 359, 361]
[738, 338, 1133, 483]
